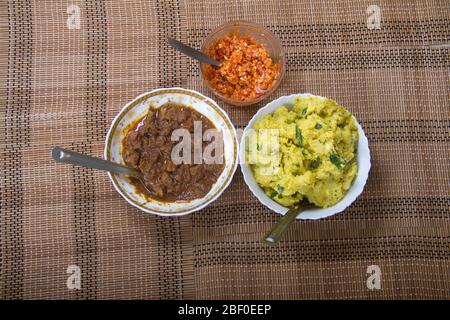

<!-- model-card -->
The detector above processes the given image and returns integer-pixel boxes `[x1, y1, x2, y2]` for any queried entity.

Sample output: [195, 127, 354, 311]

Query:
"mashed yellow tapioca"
[247, 96, 358, 208]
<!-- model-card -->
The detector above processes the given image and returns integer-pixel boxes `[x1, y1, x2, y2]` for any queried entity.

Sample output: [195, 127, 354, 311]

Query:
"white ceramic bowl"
[239, 93, 371, 220]
[105, 88, 238, 216]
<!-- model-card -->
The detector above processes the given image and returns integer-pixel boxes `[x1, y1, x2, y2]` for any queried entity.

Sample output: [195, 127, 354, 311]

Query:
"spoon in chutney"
[167, 37, 221, 67]
[52, 146, 142, 180]
[263, 155, 358, 245]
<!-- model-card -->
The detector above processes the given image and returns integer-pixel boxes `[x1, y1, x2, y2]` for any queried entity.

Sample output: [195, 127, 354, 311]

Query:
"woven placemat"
[0, 0, 448, 299]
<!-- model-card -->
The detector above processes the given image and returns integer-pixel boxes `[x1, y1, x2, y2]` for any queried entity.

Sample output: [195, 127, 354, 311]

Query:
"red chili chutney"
[204, 33, 281, 101]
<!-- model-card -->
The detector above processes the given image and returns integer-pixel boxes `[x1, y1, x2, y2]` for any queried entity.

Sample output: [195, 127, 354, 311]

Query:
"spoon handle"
[344, 155, 357, 170]
[167, 37, 221, 67]
[263, 207, 303, 245]
[52, 147, 141, 178]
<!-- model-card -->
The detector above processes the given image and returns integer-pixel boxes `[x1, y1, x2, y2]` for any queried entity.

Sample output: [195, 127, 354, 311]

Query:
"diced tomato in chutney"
[204, 33, 281, 102]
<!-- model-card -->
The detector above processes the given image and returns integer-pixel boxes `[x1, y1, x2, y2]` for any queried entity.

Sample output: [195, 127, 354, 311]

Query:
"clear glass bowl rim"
[199, 20, 286, 107]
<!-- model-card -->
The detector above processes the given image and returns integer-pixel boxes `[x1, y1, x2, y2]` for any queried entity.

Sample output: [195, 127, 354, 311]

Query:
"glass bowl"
[200, 21, 286, 107]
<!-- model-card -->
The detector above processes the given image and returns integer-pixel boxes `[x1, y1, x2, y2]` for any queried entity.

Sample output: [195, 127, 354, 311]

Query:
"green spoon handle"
[263, 207, 303, 245]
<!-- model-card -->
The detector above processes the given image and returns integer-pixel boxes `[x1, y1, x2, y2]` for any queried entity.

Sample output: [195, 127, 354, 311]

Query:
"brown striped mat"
[0, 0, 449, 299]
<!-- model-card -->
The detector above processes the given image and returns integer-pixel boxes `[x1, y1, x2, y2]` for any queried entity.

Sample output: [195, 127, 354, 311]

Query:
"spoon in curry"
[263, 155, 358, 245]
[51, 147, 142, 179]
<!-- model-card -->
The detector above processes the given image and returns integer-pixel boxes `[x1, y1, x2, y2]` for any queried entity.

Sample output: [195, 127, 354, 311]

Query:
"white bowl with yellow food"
[239, 94, 371, 220]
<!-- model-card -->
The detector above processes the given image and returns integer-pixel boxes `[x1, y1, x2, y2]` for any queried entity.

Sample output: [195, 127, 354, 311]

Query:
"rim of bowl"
[200, 20, 286, 107]
[104, 87, 239, 217]
[239, 93, 372, 220]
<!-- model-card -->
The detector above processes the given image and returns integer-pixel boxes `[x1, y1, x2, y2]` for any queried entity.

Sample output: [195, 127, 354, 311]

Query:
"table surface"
[0, 0, 448, 299]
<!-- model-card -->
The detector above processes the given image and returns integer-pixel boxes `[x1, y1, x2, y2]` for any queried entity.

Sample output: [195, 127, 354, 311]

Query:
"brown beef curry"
[122, 103, 224, 202]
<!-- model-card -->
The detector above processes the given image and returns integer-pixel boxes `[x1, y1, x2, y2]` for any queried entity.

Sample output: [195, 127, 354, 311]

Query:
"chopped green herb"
[276, 184, 284, 195]
[301, 107, 308, 115]
[295, 125, 302, 146]
[309, 158, 321, 170]
[256, 143, 262, 151]
[315, 123, 322, 129]
[330, 153, 346, 169]
[269, 191, 278, 198]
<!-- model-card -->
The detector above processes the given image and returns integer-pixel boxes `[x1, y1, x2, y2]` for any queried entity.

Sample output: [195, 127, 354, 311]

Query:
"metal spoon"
[264, 201, 315, 245]
[263, 155, 358, 245]
[167, 37, 221, 67]
[51, 147, 141, 179]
